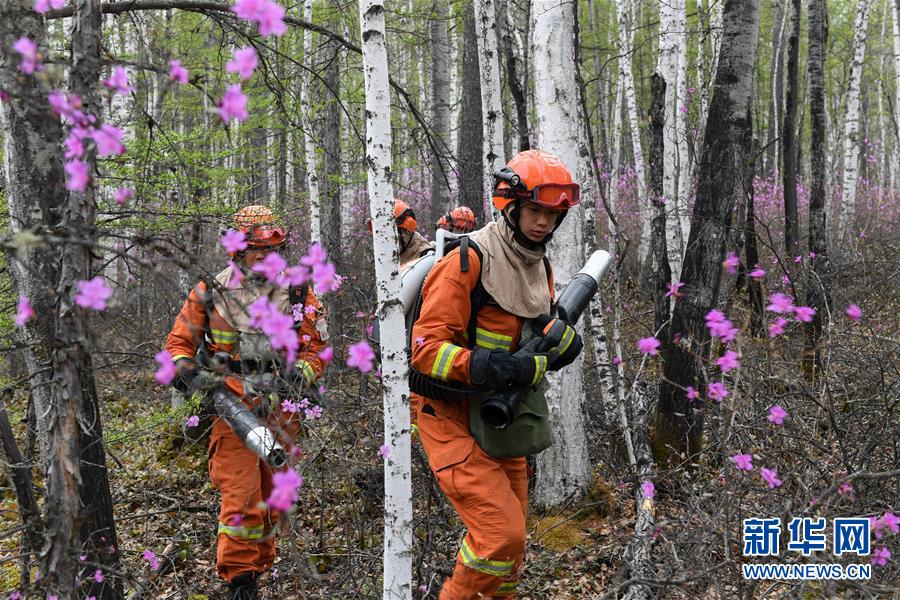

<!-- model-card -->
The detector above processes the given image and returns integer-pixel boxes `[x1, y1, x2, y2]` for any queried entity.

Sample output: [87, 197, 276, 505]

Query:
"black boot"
[228, 572, 259, 600]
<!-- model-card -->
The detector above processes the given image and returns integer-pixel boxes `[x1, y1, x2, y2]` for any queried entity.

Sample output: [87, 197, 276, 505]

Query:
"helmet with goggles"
[437, 206, 477, 233]
[233, 205, 287, 252]
[492, 150, 580, 212]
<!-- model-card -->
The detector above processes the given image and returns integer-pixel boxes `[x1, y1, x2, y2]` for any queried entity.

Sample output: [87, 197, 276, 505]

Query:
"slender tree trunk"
[837, 0, 873, 245]
[499, 0, 529, 151]
[892, 0, 900, 189]
[302, 0, 321, 243]
[458, 1, 485, 218]
[655, 0, 685, 280]
[475, 0, 505, 211]
[359, 0, 413, 596]
[430, 0, 452, 215]
[652, 0, 761, 463]
[321, 34, 342, 272]
[766, 0, 786, 175]
[782, 0, 801, 254]
[531, 0, 591, 509]
[805, 0, 830, 374]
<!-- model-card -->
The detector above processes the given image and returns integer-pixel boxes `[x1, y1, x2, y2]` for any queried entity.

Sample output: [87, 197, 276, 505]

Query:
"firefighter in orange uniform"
[394, 199, 435, 270]
[410, 150, 584, 598]
[166, 205, 327, 599]
[436, 206, 477, 234]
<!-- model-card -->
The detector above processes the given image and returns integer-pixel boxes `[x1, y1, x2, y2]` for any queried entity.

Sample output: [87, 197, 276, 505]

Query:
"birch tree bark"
[892, 0, 900, 188]
[321, 33, 342, 270]
[475, 0, 505, 209]
[805, 0, 830, 372]
[653, 0, 761, 462]
[766, 0, 786, 175]
[499, 0, 529, 151]
[430, 0, 452, 215]
[530, 0, 591, 509]
[782, 0, 801, 254]
[655, 0, 687, 280]
[837, 0, 873, 245]
[359, 0, 412, 596]
[301, 0, 321, 243]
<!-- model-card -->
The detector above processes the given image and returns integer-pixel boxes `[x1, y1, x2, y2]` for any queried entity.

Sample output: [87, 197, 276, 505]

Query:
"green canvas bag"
[468, 381, 554, 459]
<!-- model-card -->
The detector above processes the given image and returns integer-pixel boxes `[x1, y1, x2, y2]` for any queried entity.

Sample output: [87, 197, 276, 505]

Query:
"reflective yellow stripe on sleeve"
[532, 355, 548, 385]
[474, 327, 513, 351]
[430, 343, 465, 381]
[495, 581, 519, 596]
[211, 328, 239, 345]
[458, 539, 516, 576]
[217, 522, 264, 540]
[295, 359, 316, 384]
[171, 354, 193, 362]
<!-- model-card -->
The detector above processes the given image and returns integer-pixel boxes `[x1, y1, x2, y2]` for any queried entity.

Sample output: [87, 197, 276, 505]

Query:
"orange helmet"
[437, 206, 476, 233]
[233, 205, 287, 250]
[394, 199, 417, 232]
[492, 150, 581, 212]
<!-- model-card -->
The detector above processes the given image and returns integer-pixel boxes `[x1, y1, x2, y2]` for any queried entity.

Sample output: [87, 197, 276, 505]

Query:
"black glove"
[469, 337, 549, 390]
[173, 359, 197, 393]
[533, 315, 583, 371]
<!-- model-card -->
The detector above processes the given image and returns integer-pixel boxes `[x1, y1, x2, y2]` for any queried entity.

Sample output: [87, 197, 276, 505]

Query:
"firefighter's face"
[516, 201, 561, 242]
[241, 247, 274, 267]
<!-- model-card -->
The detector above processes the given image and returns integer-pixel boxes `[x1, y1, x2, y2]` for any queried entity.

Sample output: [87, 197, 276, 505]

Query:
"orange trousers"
[415, 394, 528, 599]
[208, 385, 300, 583]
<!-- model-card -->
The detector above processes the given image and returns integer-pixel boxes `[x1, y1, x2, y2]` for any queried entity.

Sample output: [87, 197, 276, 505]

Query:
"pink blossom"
[64, 127, 88, 159]
[186, 415, 200, 428]
[220, 229, 248, 254]
[113, 188, 133, 205]
[612, 356, 623, 366]
[730, 454, 753, 471]
[760, 467, 782, 489]
[767, 405, 787, 425]
[169, 59, 188, 84]
[311, 262, 338, 292]
[665, 281, 684, 298]
[142, 549, 160, 570]
[218, 84, 248, 122]
[749, 267, 766, 279]
[281, 265, 309, 287]
[75, 277, 112, 310]
[318, 346, 333, 363]
[838, 482, 854, 497]
[707, 381, 728, 402]
[266, 468, 303, 511]
[793, 255, 803, 263]
[252, 252, 286, 282]
[347, 341, 375, 373]
[767, 293, 794, 314]
[64, 160, 90, 191]
[13, 37, 41, 74]
[705, 309, 726, 324]
[14, 296, 35, 327]
[871, 547, 891, 567]
[227, 47, 258, 81]
[686, 386, 698, 402]
[103, 66, 133, 95]
[715, 350, 740, 373]
[723, 251, 740, 274]
[92, 124, 126, 156]
[304, 405, 322, 419]
[93, 569, 104, 583]
[226, 261, 244, 289]
[881, 511, 899, 533]
[641, 481, 655, 499]
[154, 350, 176, 385]
[281, 399, 298, 413]
[845, 304, 862, 321]
[232, 0, 286, 37]
[34, 0, 65, 14]
[636, 337, 660, 356]
[301, 242, 327, 266]
[304, 304, 317, 314]
[768, 317, 788, 338]
[414, 336, 425, 347]
[793, 306, 816, 323]
[378, 444, 390, 458]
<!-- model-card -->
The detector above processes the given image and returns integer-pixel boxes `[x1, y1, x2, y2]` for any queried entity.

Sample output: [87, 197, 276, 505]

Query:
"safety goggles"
[494, 168, 581, 209]
[245, 224, 287, 246]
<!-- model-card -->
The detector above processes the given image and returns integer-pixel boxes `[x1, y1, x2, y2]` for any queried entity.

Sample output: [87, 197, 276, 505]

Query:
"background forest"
[0, 0, 898, 598]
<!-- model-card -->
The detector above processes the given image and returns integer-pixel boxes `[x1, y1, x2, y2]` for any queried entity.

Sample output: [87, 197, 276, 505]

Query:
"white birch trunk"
[449, 15, 460, 169]
[674, 0, 691, 251]
[657, 0, 687, 280]
[359, 0, 412, 597]
[614, 0, 649, 268]
[837, 0, 873, 244]
[475, 0, 506, 205]
[302, 0, 321, 243]
[530, 0, 591, 509]
[610, 77, 624, 260]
